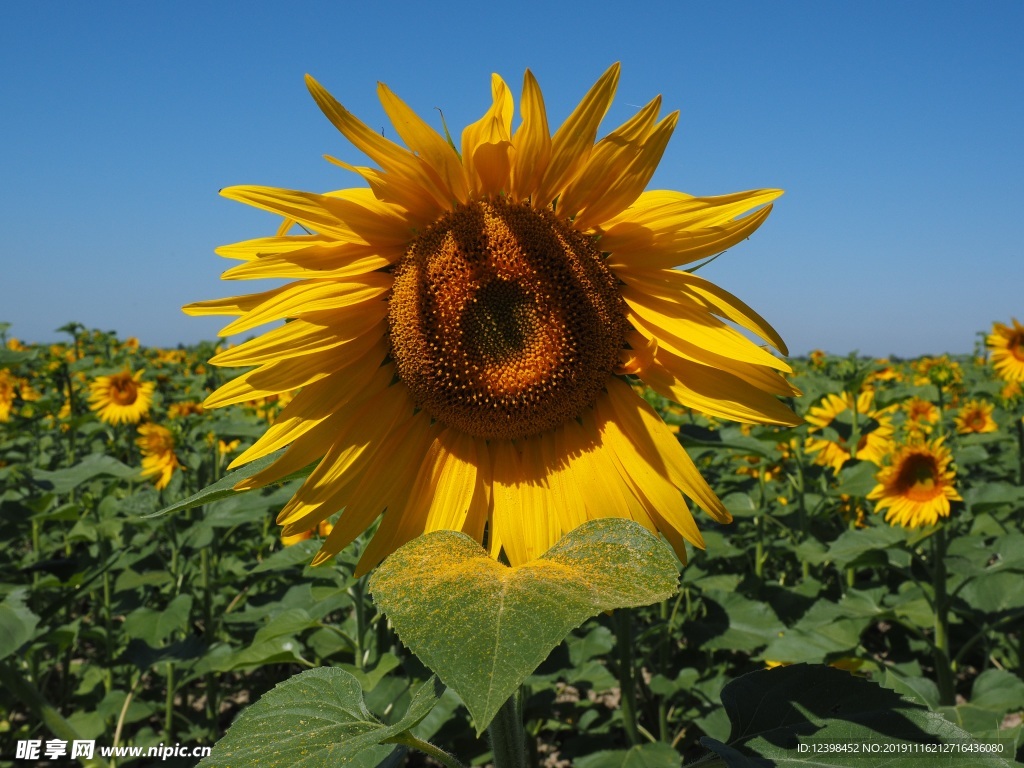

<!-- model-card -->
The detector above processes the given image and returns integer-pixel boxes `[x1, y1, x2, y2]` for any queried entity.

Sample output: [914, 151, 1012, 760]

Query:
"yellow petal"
[605, 204, 777, 271]
[641, 350, 800, 426]
[575, 112, 678, 229]
[489, 439, 531, 566]
[219, 274, 391, 335]
[314, 413, 435, 567]
[601, 378, 729, 524]
[377, 82, 469, 204]
[557, 96, 661, 220]
[509, 69, 551, 201]
[275, 379, 415, 522]
[533, 63, 620, 208]
[615, 267, 788, 355]
[219, 243, 396, 282]
[209, 308, 386, 367]
[221, 186, 411, 247]
[214, 234, 332, 262]
[623, 287, 787, 371]
[227, 338, 389, 466]
[461, 74, 514, 196]
[305, 75, 451, 215]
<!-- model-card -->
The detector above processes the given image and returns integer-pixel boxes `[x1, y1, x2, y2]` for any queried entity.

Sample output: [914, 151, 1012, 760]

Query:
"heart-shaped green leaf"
[199, 669, 442, 768]
[369, 518, 679, 732]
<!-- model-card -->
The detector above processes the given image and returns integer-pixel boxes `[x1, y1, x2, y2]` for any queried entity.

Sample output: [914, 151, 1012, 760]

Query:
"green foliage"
[3, 328, 1024, 766]
[702, 664, 1015, 766]
[369, 520, 678, 733]
[199, 670, 442, 767]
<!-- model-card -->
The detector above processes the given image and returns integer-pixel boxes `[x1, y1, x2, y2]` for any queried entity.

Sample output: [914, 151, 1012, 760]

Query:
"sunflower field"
[2, 318, 1024, 767]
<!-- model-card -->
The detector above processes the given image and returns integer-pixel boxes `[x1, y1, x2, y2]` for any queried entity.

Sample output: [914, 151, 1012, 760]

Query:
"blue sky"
[2, 1, 1020, 358]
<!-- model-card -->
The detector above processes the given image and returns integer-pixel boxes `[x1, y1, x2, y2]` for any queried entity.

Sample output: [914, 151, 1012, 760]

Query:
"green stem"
[1016, 416, 1024, 486]
[614, 608, 641, 745]
[165, 662, 175, 740]
[931, 528, 955, 705]
[657, 600, 669, 742]
[487, 693, 527, 768]
[754, 515, 765, 580]
[389, 734, 467, 768]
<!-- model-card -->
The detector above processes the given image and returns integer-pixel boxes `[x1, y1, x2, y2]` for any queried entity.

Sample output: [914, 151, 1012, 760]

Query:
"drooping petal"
[461, 74, 514, 197]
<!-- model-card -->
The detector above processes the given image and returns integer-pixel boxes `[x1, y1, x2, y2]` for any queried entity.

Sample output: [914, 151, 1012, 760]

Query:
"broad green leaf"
[369, 519, 678, 732]
[881, 669, 941, 710]
[199, 669, 443, 768]
[122, 594, 194, 646]
[702, 664, 1014, 767]
[969, 669, 1024, 713]
[834, 460, 881, 497]
[32, 454, 140, 493]
[0, 590, 40, 661]
[827, 524, 905, 569]
[689, 590, 784, 653]
[574, 742, 682, 767]
[148, 449, 314, 518]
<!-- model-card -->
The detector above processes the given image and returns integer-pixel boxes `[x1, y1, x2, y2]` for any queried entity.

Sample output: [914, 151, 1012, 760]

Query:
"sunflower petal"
[462, 74, 514, 196]
[377, 82, 470, 204]
[509, 69, 551, 201]
[533, 63, 620, 207]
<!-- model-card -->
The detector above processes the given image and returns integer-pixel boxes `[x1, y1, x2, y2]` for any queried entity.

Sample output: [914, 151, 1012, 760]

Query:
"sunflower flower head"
[902, 396, 939, 438]
[987, 318, 1024, 383]
[184, 64, 799, 574]
[804, 391, 895, 473]
[953, 399, 997, 434]
[136, 423, 183, 490]
[88, 369, 155, 425]
[867, 438, 961, 529]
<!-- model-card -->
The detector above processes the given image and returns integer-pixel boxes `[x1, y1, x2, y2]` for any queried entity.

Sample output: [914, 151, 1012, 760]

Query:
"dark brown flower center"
[388, 198, 628, 440]
[894, 453, 940, 499]
[110, 374, 139, 405]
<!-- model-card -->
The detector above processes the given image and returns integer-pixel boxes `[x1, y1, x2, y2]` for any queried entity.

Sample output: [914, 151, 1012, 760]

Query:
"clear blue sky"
[2, 1, 1020, 358]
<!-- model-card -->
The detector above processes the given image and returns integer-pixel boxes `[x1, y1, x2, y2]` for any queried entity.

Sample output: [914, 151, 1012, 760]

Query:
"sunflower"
[137, 423, 183, 490]
[988, 318, 1024, 382]
[184, 64, 799, 574]
[0, 369, 17, 422]
[89, 369, 155, 425]
[953, 399, 997, 434]
[868, 439, 961, 528]
[804, 390, 894, 473]
[903, 396, 939, 437]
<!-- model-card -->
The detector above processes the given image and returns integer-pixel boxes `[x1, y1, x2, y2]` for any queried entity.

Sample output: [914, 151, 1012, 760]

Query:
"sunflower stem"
[657, 599, 670, 742]
[487, 692, 527, 768]
[1015, 415, 1024, 486]
[931, 527, 955, 705]
[613, 608, 642, 745]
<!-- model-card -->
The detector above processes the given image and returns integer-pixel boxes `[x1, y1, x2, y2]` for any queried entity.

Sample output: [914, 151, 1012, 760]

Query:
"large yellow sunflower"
[867, 439, 961, 528]
[804, 390, 894, 473]
[987, 318, 1024, 383]
[185, 64, 799, 574]
[88, 369, 155, 425]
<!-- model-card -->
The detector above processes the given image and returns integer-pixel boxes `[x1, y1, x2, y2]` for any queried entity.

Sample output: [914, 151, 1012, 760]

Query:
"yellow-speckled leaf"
[368, 518, 678, 732]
